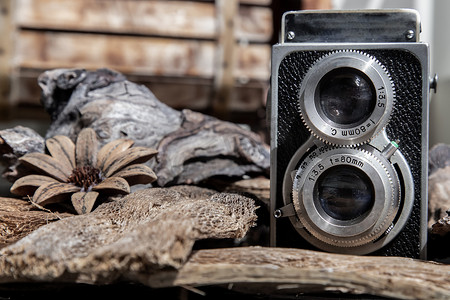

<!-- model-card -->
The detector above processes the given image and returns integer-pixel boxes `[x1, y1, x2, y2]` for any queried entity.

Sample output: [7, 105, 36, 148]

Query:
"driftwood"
[0, 197, 73, 248]
[429, 144, 450, 227]
[0, 68, 269, 186]
[0, 126, 45, 182]
[432, 212, 450, 236]
[0, 186, 257, 282]
[165, 247, 450, 299]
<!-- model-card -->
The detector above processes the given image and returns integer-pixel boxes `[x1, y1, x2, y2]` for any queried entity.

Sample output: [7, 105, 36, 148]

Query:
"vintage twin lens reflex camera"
[270, 9, 434, 258]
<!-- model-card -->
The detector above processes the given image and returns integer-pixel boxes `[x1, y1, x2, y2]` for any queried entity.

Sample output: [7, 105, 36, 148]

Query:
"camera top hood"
[281, 9, 421, 44]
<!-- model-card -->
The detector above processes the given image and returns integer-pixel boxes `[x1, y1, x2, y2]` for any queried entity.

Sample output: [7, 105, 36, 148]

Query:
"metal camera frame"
[269, 9, 430, 258]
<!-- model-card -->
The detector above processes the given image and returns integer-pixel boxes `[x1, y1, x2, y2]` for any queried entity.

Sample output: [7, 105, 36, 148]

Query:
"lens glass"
[316, 165, 375, 221]
[318, 67, 376, 126]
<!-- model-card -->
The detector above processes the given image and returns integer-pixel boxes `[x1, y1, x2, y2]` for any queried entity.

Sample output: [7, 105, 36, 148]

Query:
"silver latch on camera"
[430, 74, 438, 93]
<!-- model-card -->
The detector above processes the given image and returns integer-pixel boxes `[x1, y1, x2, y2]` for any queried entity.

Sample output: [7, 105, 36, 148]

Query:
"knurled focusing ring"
[299, 51, 395, 146]
[291, 147, 400, 248]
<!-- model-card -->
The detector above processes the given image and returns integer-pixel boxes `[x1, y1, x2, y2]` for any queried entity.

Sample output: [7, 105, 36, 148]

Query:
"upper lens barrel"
[318, 67, 376, 126]
[298, 51, 394, 146]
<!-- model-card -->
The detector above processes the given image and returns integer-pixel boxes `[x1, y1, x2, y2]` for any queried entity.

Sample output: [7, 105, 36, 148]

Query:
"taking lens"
[316, 165, 375, 221]
[318, 67, 376, 126]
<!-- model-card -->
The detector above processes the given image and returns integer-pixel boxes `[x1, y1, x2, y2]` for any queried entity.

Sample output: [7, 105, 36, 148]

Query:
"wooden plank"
[0, 0, 12, 110]
[15, 0, 272, 43]
[11, 72, 267, 113]
[14, 30, 270, 81]
[211, 0, 238, 117]
[237, 4, 273, 42]
[240, 0, 272, 5]
[144, 78, 267, 112]
[301, 0, 332, 10]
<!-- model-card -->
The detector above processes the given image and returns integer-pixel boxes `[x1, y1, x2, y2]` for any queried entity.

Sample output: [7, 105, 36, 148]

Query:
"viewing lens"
[316, 165, 374, 221]
[318, 68, 376, 126]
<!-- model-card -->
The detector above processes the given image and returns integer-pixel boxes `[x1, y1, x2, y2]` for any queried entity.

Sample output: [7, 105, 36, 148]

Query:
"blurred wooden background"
[0, 0, 331, 196]
[0, 0, 331, 134]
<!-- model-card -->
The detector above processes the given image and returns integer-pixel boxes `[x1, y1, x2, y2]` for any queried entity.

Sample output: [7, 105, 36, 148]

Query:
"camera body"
[270, 9, 431, 258]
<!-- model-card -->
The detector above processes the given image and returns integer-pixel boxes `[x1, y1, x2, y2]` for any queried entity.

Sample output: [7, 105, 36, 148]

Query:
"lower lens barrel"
[316, 165, 375, 221]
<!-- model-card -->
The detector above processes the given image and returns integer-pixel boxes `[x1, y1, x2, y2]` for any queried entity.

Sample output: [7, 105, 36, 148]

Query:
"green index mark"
[391, 140, 399, 148]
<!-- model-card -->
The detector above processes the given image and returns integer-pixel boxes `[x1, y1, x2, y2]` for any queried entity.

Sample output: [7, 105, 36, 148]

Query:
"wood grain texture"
[0, 186, 258, 282]
[0, 197, 73, 248]
[158, 247, 450, 299]
[9, 0, 272, 110]
[0, 0, 12, 109]
[15, 31, 270, 81]
[1, 69, 270, 187]
[0, 126, 45, 182]
[15, 0, 272, 42]
[211, 0, 238, 117]
[10, 72, 267, 111]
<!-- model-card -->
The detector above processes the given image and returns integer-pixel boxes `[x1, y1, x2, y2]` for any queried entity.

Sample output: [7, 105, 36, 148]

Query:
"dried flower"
[10, 128, 157, 214]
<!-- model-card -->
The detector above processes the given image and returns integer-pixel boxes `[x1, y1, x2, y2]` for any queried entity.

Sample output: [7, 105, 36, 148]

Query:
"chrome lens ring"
[299, 51, 395, 146]
[292, 147, 400, 248]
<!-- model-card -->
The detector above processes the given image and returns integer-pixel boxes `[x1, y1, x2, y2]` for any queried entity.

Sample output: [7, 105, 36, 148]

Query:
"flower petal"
[71, 191, 99, 214]
[96, 138, 134, 171]
[33, 182, 80, 206]
[92, 177, 130, 195]
[46, 135, 76, 170]
[103, 147, 158, 177]
[75, 128, 98, 167]
[10, 174, 59, 196]
[19, 152, 71, 181]
[113, 164, 157, 185]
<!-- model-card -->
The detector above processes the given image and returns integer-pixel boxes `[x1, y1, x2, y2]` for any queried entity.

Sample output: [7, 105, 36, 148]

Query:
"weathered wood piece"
[431, 211, 450, 236]
[222, 177, 270, 205]
[0, 186, 257, 283]
[0, 178, 268, 251]
[429, 143, 450, 175]
[157, 247, 450, 300]
[428, 166, 450, 227]
[0, 126, 45, 182]
[2, 237, 450, 300]
[0, 197, 73, 248]
[0, 68, 269, 186]
[153, 109, 269, 185]
[429, 145, 450, 235]
[428, 144, 450, 226]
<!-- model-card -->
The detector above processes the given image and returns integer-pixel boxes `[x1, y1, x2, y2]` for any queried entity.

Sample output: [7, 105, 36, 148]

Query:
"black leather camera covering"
[275, 49, 423, 258]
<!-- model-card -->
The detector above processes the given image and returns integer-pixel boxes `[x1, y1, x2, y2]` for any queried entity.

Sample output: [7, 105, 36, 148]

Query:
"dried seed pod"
[11, 128, 158, 214]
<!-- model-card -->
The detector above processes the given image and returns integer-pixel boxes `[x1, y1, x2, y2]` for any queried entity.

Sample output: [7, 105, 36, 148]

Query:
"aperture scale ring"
[298, 50, 395, 146]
